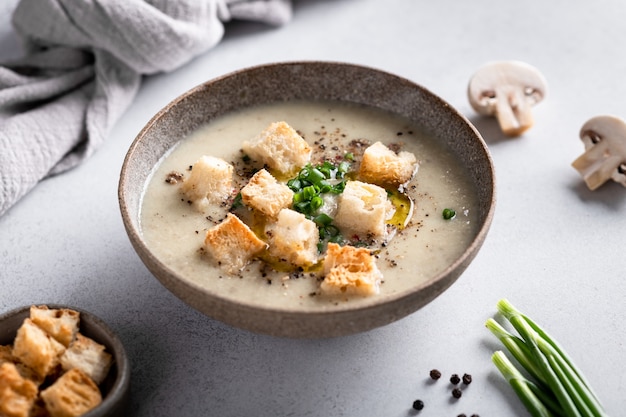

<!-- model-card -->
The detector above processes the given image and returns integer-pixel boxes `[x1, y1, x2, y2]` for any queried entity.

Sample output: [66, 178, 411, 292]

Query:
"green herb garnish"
[487, 299, 608, 417]
[288, 161, 350, 249]
[442, 208, 456, 220]
[230, 192, 243, 211]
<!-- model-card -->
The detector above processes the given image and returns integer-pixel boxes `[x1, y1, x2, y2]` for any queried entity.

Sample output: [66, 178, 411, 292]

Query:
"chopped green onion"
[442, 208, 456, 220]
[313, 213, 333, 227]
[487, 299, 608, 417]
[230, 192, 243, 210]
[286, 160, 352, 248]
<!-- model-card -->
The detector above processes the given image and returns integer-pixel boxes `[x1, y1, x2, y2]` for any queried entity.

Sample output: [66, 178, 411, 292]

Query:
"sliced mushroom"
[572, 115, 626, 190]
[468, 61, 547, 137]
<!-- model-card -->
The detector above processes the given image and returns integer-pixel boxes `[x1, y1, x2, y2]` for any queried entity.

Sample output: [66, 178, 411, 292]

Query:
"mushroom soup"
[139, 100, 480, 309]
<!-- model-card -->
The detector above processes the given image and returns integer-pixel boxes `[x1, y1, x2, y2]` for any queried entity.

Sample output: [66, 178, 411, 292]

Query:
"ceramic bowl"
[0, 304, 130, 416]
[119, 61, 496, 338]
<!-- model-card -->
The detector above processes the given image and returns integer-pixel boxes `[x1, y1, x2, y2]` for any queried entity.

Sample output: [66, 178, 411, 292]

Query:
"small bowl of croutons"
[0, 304, 130, 417]
[119, 61, 496, 338]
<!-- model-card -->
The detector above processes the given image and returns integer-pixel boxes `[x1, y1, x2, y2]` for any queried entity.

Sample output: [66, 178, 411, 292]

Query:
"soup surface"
[140, 100, 479, 310]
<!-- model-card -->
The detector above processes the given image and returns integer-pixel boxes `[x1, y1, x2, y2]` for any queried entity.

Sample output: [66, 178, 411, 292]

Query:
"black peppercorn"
[412, 399, 424, 410]
[452, 388, 462, 399]
[429, 369, 442, 380]
[450, 374, 461, 385]
[457, 414, 467, 417]
[462, 373, 473, 385]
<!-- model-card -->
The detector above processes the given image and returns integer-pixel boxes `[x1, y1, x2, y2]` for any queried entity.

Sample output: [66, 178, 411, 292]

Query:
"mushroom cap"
[579, 115, 626, 150]
[468, 60, 547, 114]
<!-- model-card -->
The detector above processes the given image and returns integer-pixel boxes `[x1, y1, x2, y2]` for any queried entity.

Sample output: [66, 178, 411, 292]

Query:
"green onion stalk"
[486, 299, 608, 417]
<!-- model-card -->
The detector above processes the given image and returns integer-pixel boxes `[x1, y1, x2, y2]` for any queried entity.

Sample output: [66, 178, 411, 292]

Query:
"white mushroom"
[468, 61, 547, 137]
[571, 115, 626, 190]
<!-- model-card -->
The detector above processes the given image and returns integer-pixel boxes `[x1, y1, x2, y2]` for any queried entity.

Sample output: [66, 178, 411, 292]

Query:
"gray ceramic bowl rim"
[0, 304, 130, 417]
[119, 60, 497, 338]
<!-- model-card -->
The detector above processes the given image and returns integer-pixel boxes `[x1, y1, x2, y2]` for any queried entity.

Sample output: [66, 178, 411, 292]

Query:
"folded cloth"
[0, 0, 292, 217]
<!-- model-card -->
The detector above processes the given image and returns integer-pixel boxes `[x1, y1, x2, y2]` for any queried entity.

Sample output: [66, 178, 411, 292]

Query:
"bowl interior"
[119, 61, 496, 338]
[0, 305, 130, 417]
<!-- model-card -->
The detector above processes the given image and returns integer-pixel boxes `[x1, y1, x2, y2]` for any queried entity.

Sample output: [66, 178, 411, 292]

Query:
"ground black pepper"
[462, 373, 472, 385]
[450, 374, 461, 385]
[412, 399, 424, 410]
[429, 369, 441, 380]
[452, 388, 462, 399]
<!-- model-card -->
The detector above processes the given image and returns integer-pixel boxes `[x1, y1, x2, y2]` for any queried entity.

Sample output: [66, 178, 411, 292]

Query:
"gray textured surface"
[2, 0, 626, 416]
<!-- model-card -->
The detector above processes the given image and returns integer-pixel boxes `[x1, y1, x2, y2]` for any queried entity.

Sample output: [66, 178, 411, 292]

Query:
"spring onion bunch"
[486, 299, 608, 417]
[287, 160, 351, 249]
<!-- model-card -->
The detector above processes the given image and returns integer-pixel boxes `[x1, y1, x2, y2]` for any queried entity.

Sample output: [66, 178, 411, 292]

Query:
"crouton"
[40, 368, 102, 417]
[0, 362, 39, 417]
[0, 345, 41, 386]
[320, 243, 382, 296]
[29, 305, 80, 348]
[358, 141, 418, 187]
[59, 334, 112, 386]
[12, 319, 65, 379]
[240, 169, 294, 218]
[334, 180, 394, 239]
[265, 209, 319, 267]
[204, 213, 268, 274]
[180, 155, 234, 210]
[0, 345, 13, 365]
[242, 121, 312, 175]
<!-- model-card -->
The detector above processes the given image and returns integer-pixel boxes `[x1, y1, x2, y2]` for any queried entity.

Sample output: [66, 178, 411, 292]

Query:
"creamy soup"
[139, 100, 479, 310]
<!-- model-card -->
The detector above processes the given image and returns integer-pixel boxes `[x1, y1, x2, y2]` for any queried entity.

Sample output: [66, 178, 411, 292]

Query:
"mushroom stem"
[494, 87, 534, 136]
[572, 141, 623, 190]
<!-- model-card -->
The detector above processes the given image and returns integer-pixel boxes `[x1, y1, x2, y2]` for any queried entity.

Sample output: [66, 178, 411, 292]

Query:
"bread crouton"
[12, 319, 65, 379]
[242, 121, 312, 175]
[265, 209, 319, 267]
[180, 155, 234, 210]
[0, 345, 13, 365]
[240, 169, 294, 218]
[320, 243, 382, 296]
[358, 141, 418, 187]
[29, 305, 79, 348]
[40, 368, 102, 417]
[0, 362, 39, 417]
[0, 345, 41, 386]
[334, 180, 394, 239]
[204, 213, 268, 274]
[59, 334, 112, 386]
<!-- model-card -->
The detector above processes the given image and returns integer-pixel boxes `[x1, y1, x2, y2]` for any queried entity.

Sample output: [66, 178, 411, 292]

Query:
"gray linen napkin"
[0, 0, 292, 217]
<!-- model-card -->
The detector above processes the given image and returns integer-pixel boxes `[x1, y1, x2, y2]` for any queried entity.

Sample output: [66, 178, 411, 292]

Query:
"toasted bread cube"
[265, 209, 319, 267]
[358, 141, 418, 187]
[242, 122, 312, 175]
[0, 346, 41, 386]
[0, 362, 39, 417]
[12, 319, 65, 379]
[40, 368, 102, 417]
[180, 155, 234, 210]
[334, 180, 394, 239]
[240, 169, 294, 218]
[320, 243, 382, 296]
[29, 305, 80, 348]
[204, 213, 267, 274]
[59, 334, 112, 386]
[0, 345, 13, 365]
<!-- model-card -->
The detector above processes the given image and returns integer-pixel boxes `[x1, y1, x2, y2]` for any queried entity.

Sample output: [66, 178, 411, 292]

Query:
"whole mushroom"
[572, 115, 626, 190]
[468, 61, 547, 137]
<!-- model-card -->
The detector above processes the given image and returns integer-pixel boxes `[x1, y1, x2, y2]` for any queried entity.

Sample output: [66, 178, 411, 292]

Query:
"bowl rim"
[0, 304, 130, 416]
[118, 60, 497, 337]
